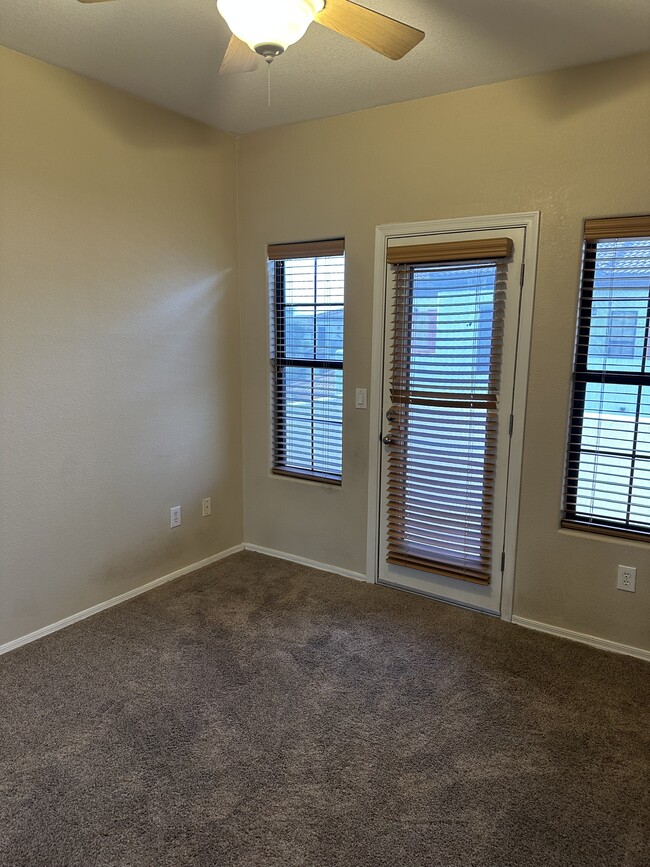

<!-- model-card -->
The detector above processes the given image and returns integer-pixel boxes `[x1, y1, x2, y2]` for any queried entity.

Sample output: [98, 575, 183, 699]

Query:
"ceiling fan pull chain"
[267, 61, 272, 108]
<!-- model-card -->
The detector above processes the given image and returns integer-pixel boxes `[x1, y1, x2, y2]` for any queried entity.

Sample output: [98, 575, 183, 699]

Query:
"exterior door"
[377, 226, 527, 615]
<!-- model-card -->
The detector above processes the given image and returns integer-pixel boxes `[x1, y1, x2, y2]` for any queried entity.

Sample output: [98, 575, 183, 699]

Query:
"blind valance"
[584, 215, 650, 242]
[268, 238, 345, 261]
[387, 237, 513, 265]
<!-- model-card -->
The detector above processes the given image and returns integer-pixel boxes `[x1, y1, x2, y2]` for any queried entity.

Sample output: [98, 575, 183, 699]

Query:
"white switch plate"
[170, 505, 181, 528]
[202, 497, 212, 517]
[355, 388, 368, 409]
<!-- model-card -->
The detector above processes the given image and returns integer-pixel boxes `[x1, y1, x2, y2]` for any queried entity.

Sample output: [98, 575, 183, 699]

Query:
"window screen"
[563, 216, 650, 540]
[268, 239, 345, 484]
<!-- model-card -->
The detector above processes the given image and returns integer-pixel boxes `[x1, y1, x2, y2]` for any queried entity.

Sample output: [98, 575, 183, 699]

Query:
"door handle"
[382, 435, 396, 445]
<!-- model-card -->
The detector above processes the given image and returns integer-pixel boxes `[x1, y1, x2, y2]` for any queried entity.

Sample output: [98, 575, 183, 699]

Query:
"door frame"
[365, 212, 540, 622]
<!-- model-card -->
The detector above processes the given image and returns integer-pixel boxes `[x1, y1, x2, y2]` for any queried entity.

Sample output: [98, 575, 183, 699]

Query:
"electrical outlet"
[170, 505, 181, 528]
[202, 497, 212, 517]
[616, 565, 636, 592]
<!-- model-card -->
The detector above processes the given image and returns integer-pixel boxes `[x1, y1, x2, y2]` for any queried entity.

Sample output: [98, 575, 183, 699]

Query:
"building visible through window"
[606, 310, 638, 358]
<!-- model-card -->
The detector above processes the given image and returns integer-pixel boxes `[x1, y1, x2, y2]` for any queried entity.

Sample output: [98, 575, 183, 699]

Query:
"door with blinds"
[377, 227, 527, 614]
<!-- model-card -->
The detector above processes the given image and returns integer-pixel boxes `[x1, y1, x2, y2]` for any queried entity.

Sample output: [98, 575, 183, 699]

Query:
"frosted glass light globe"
[217, 0, 325, 53]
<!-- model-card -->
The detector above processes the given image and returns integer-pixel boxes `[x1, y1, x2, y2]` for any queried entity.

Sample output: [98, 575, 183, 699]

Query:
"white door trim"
[365, 212, 540, 622]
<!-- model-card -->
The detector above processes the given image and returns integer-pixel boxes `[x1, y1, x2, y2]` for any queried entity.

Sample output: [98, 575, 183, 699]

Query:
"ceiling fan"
[76, 1, 425, 75]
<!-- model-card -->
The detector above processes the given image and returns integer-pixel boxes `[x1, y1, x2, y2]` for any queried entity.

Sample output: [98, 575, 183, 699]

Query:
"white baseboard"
[6, 544, 645, 665]
[511, 615, 650, 662]
[244, 543, 367, 583]
[0, 544, 245, 658]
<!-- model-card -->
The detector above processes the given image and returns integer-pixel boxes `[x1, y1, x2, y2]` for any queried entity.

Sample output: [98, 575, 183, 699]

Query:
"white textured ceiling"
[1, 0, 649, 134]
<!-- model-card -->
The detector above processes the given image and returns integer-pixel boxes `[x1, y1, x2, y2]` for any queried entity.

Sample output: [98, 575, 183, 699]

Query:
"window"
[268, 239, 345, 483]
[563, 216, 650, 540]
[384, 236, 514, 583]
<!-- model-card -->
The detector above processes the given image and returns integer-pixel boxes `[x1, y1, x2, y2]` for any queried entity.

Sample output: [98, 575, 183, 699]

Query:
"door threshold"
[377, 577, 500, 617]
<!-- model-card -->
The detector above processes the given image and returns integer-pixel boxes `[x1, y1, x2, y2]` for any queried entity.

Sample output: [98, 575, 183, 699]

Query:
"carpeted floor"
[0, 551, 648, 866]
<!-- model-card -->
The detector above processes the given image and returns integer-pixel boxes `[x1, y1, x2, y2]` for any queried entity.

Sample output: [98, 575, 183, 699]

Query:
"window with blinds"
[563, 215, 650, 540]
[268, 239, 345, 484]
[385, 238, 513, 583]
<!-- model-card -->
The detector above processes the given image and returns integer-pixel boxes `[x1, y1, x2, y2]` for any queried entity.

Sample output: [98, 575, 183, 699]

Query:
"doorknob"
[382, 435, 396, 445]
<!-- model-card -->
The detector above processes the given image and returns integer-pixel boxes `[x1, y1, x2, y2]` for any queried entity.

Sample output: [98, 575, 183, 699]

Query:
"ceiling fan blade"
[77, 1, 118, 4]
[315, 0, 424, 60]
[219, 35, 260, 75]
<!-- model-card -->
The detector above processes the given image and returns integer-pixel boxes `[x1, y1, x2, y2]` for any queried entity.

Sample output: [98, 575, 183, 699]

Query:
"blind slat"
[387, 553, 489, 585]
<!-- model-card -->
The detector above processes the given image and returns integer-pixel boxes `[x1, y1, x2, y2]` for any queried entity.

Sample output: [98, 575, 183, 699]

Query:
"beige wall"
[0, 47, 243, 646]
[2, 46, 648, 654]
[237, 53, 650, 651]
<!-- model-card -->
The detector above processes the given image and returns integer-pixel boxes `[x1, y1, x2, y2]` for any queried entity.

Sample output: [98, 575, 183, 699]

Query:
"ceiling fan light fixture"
[217, 0, 324, 55]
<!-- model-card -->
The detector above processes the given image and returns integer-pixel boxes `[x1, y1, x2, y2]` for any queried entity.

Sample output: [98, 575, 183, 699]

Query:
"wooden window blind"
[385, 239, 512, 584]
[563, 215, 650, 540]
[268, 239, 345, 484]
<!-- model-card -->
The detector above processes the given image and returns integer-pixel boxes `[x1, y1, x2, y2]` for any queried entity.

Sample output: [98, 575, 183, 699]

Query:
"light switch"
[355, 388, 368, 409]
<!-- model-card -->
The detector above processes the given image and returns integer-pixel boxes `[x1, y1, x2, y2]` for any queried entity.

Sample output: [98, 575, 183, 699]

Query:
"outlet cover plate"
[617, 565, 636, 592]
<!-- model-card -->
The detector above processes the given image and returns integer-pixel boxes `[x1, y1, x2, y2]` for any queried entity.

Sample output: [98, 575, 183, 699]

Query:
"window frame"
[268, 240, 345, 485]
[562, 216, 650, 542]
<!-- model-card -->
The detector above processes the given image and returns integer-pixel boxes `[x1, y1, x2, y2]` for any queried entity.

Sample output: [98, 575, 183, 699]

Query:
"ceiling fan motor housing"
[255, 44, 285, 61]
[217, 0, 325, 53]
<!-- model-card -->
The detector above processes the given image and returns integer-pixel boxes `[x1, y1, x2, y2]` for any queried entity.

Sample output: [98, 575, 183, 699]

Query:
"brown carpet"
[0, 550, 648, 866]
